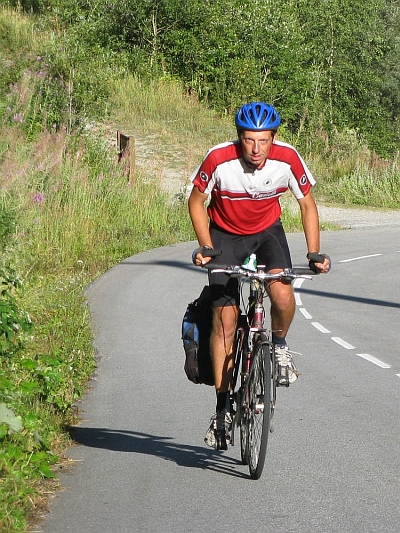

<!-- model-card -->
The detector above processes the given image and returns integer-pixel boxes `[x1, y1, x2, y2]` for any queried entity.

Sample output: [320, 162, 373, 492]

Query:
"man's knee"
[269, 282, 295, 311]
[212, 306, 238, 339]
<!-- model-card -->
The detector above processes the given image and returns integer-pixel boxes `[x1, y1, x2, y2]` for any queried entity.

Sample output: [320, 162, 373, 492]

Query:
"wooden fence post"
[117, 131, 136, 181]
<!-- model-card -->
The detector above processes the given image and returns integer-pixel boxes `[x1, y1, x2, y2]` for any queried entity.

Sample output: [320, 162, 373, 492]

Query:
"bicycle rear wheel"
[246, 333, 272, 480]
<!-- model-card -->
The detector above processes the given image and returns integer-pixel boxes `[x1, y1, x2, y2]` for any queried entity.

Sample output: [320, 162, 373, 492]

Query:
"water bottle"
[242, 254, 257, 272]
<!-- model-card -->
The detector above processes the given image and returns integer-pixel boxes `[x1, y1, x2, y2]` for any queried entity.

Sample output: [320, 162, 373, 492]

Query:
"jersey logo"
[200, 171, 209, 182]
[300, 175, 308, 186]
[252, 190, 277, 199]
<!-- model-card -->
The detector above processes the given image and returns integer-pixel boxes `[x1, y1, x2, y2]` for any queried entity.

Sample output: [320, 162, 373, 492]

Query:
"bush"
[0, 265, 33, 357]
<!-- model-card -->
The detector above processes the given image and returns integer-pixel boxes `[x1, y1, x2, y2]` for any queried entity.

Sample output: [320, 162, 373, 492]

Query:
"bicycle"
[204, 252, 324, 480]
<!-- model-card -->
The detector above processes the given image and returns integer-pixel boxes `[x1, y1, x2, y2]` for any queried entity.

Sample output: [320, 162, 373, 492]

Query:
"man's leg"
[267, 277, 295, 338]
[205, 224, 242, 448]
[210, 305, 238, 392]
[204, 304, 238, 450]
[267, 278, 299, 385]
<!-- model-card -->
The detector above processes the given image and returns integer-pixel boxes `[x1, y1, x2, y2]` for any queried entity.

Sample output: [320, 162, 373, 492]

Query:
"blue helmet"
[235, 102, 281, 131]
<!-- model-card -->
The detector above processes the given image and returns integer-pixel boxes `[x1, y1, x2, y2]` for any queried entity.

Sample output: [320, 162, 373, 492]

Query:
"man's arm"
[297, 192, 320, 253]
[188, 186, 214, 265]
[297, 193, 331, 273]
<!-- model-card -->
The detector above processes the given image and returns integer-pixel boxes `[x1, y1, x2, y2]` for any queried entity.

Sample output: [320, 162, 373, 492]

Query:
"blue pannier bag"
[181, 285, 214, 386]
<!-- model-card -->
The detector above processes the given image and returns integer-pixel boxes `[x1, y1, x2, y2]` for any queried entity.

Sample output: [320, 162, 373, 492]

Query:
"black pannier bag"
[181, 285, 214, 386]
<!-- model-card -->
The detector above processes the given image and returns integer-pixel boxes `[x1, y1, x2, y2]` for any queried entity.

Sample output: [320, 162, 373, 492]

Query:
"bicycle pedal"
[275, 367, 290, 387]
[276, 379, 290, 387]
[254, 399, 265, 414]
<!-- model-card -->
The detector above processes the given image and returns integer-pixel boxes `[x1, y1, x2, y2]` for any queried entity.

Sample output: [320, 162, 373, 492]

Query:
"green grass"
[316, 163, 400, 208]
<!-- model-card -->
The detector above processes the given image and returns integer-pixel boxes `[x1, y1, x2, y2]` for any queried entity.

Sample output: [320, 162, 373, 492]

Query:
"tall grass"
[316, 159, 400, 207]
[294, 126, 400, 208]
[0, 5, 45, 52]
[112, 77, 400, 211]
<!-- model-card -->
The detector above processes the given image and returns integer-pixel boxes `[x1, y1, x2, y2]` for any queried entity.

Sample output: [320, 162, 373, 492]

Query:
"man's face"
[240, 130, 275, 169]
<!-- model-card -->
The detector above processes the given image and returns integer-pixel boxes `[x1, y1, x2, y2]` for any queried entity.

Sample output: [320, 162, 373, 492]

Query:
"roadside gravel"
[317, 204, 400, 229]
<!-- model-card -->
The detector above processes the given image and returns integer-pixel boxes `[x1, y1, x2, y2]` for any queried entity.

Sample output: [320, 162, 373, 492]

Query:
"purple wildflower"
[32, 193, 45, 204]
[12, 113, 24, 123]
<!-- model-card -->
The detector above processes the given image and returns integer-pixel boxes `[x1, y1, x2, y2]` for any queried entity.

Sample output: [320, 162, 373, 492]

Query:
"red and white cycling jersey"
[191, 139, 316, 235]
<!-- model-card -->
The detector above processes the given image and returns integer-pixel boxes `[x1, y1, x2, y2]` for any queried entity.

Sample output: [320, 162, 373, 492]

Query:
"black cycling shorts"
[208, 219, 292, 307]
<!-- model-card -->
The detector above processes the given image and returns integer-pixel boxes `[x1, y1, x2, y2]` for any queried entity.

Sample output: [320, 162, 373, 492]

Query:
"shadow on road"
[118, 259, 199, 272]
[297, 287, 400, 309]
[68, 426, 249, 479]
[116, 260, 400, 309]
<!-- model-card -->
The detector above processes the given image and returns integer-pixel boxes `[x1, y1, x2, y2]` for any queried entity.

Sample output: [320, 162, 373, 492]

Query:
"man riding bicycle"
[188, 101, 331, 450]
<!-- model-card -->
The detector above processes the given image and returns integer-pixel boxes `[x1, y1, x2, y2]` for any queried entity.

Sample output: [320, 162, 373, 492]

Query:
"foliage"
[0, 265, 33, 357]
[0, 197, 16, 253]
[294, 0, 397, 155]
[32, 0, 400, 156]
[2, 1, 399, 153]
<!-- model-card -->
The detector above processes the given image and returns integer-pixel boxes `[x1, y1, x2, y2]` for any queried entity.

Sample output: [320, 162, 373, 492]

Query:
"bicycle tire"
[246, 333, 272, 480]
[239, 387, 249, 465]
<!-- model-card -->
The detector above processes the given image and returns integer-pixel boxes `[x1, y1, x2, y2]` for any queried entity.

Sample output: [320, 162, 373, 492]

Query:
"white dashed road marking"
[312, 322, 331, 333]
[295, 293, 302, 306]
[339, 254, 382, 263]
[356, 354, 391, 369]
[294, 251, 395, 374]
[331, 337, 355, 349]
[299, 307, 312, 319]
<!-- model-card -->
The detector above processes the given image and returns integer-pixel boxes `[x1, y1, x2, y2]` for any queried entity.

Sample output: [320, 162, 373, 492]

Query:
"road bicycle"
[205, 253, 324, 480]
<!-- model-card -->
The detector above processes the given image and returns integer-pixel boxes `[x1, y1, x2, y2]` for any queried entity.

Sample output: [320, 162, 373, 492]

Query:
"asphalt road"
[37, 227, 400, 533]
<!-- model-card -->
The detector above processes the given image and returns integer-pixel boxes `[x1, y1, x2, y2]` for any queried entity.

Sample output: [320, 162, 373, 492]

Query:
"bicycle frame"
[230, 275, 276, 446]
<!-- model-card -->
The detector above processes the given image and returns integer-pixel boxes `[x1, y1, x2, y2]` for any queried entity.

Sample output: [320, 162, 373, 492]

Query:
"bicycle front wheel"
[246, 334, 272, 480]
[239, 388, 249, 465]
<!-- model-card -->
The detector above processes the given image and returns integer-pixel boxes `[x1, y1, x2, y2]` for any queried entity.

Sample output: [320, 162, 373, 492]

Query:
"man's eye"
[244, 138, 269, 145]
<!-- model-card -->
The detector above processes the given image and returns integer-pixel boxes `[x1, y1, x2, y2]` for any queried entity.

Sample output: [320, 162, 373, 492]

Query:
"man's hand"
[191, 246, 221, 267]
[307, 252, 331, 274]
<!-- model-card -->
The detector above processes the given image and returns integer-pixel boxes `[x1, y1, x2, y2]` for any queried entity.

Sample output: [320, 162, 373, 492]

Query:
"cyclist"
[188, 101, 330, 450]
